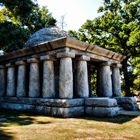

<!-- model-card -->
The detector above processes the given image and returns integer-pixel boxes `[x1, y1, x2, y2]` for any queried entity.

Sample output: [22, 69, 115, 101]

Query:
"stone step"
[85, 97, 118, 107]
[0, 102, 84, 118]
[0, 97, 84, 107]
[118, 110, 140, 116]
[85, 98, 120, 117]
[86, 106, 120, 117]
[115, 97, 139, 111]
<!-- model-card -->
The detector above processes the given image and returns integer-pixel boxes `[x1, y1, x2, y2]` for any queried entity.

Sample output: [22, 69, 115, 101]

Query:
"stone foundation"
[0, 97, 139, 117]
[0, 97, 84, 118]
[85, 98, 120, 117]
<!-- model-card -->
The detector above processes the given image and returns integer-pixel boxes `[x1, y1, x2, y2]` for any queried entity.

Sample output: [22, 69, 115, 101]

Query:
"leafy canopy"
[69, 0, 140, 95]
[69, 0, 140, 57]
[0, 0, 56, 52]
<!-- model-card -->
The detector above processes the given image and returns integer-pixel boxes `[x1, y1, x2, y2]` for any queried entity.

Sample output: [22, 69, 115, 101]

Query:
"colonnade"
[0, 53, 122, 99]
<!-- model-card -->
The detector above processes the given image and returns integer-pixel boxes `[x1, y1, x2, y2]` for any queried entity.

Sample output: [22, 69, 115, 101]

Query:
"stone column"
[6, 63, 16, 97]
[97, 62, 112, 97]
[40, 55, 55, 98]
[77, 55, 90, 98]
[57, 52, 75, 99]
[27, 58, 40, 98]
[112, 63, 122, 97]
[16, 60, 26, 97]
[0, 65, 6, 96]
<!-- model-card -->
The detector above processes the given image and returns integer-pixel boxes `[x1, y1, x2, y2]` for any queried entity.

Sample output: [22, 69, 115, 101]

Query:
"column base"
[0, 97, 84, 118]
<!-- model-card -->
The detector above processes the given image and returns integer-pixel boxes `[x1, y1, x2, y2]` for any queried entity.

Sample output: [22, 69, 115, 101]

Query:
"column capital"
[100, 61, 112, 66]
[27, 58, 39, 63]
[76, 55, 90, 61]
[112, 63, 122, 68]
[40, 55, 56, 61]
[0, 65, 5, 69]
[15, 60, 26, 65]
[6, 63, 14, 67]
[56, 52, 75, 58]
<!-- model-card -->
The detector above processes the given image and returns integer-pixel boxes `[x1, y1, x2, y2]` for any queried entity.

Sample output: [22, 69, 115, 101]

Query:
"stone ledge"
[0, 102, 84, 118]
[118, 110, 140, 116]
[114, 97, 139, 111]
[85, 97, 118, 107]
[0, 37, 125, 64]
[85, 106, 120, 117]
[0, 97, 84, 107]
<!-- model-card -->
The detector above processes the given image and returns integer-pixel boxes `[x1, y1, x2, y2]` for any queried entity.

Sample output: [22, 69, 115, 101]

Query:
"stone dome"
[25, 27, 69, 48]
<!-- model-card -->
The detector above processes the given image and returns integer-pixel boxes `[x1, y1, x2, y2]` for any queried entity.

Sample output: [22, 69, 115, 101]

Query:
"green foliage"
[0, 22, 30, 52]
[0, 0, 56, 52]
[69, 0, 140, 95]
[131, 57, 140, 95]
[0, 0, 37, 21]
[24, 6, 56, 33]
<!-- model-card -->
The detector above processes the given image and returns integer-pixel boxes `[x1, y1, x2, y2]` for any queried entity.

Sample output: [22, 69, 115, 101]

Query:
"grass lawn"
[0, 110, 140, 140]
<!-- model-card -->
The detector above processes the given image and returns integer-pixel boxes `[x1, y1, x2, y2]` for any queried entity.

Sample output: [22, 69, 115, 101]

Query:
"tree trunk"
[122, 58, 132, 96]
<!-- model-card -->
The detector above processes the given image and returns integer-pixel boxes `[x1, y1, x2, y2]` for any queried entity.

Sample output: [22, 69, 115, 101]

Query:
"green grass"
[0, 110, 140, 140]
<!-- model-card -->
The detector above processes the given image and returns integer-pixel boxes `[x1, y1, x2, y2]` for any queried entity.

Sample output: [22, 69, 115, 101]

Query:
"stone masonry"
[0, 27, 138, 117]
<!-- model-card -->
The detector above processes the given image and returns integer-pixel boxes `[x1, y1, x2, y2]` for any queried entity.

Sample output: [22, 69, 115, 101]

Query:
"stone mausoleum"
[0, 27, 138, 117]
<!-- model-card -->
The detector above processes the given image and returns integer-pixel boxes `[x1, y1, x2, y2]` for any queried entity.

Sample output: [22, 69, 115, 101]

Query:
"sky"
[37, 0, 103, 31]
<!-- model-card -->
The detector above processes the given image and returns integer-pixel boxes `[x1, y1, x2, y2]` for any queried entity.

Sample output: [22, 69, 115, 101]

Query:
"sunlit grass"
[0, 110, 140, 140]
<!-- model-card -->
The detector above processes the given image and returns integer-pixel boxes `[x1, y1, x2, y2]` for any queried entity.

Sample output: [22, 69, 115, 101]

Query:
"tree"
[0, 0, 37, 23]
[131, 57, 140, 95]
[0, 0, 56, 52]
[69, 0, 140, 96]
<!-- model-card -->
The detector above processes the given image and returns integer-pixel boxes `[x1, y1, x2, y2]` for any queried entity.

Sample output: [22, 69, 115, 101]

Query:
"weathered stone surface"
[40, 55, 55, 61]
[28, 60, 40, 98]
[27, 57, 39, 63]
[112, 64, 122, 97]
[36, 98, 84, 107]
[6, 65, 15, 97]
[77, 55, 90, 61]
[115, 97, 139, 111]
[0, 97, 84, 107]
[85, 98, 118, 107]
[86, 106, 120, 117]
[50, 106, 84, 117]
[97, 62, 112, 97]
[0, 102, 35, 111]
[59, 57, 73, 98]
[0, 102, 84, 118]
[0, 65, 5, 96]
[16, 61, 26, 97]
[42, 60, 55, 98]
[57, 52, 75, 58]
[25, 27, 68, 48]
[77, 60, 89, 98]
[118, 110, 140, 116]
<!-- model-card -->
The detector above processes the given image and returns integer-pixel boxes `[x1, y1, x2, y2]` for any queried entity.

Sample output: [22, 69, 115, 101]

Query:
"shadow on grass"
[79, 115, 137, 124]
[0, 129, 13, 140]
[0, 109, 53, 140]
[0, 109, 35, 127]
[0, 109, 53, 126]
[0, 109, 139, 126]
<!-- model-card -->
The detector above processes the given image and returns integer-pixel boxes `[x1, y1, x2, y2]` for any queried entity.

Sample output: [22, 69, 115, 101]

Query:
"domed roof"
[25, 27, 68, 48]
